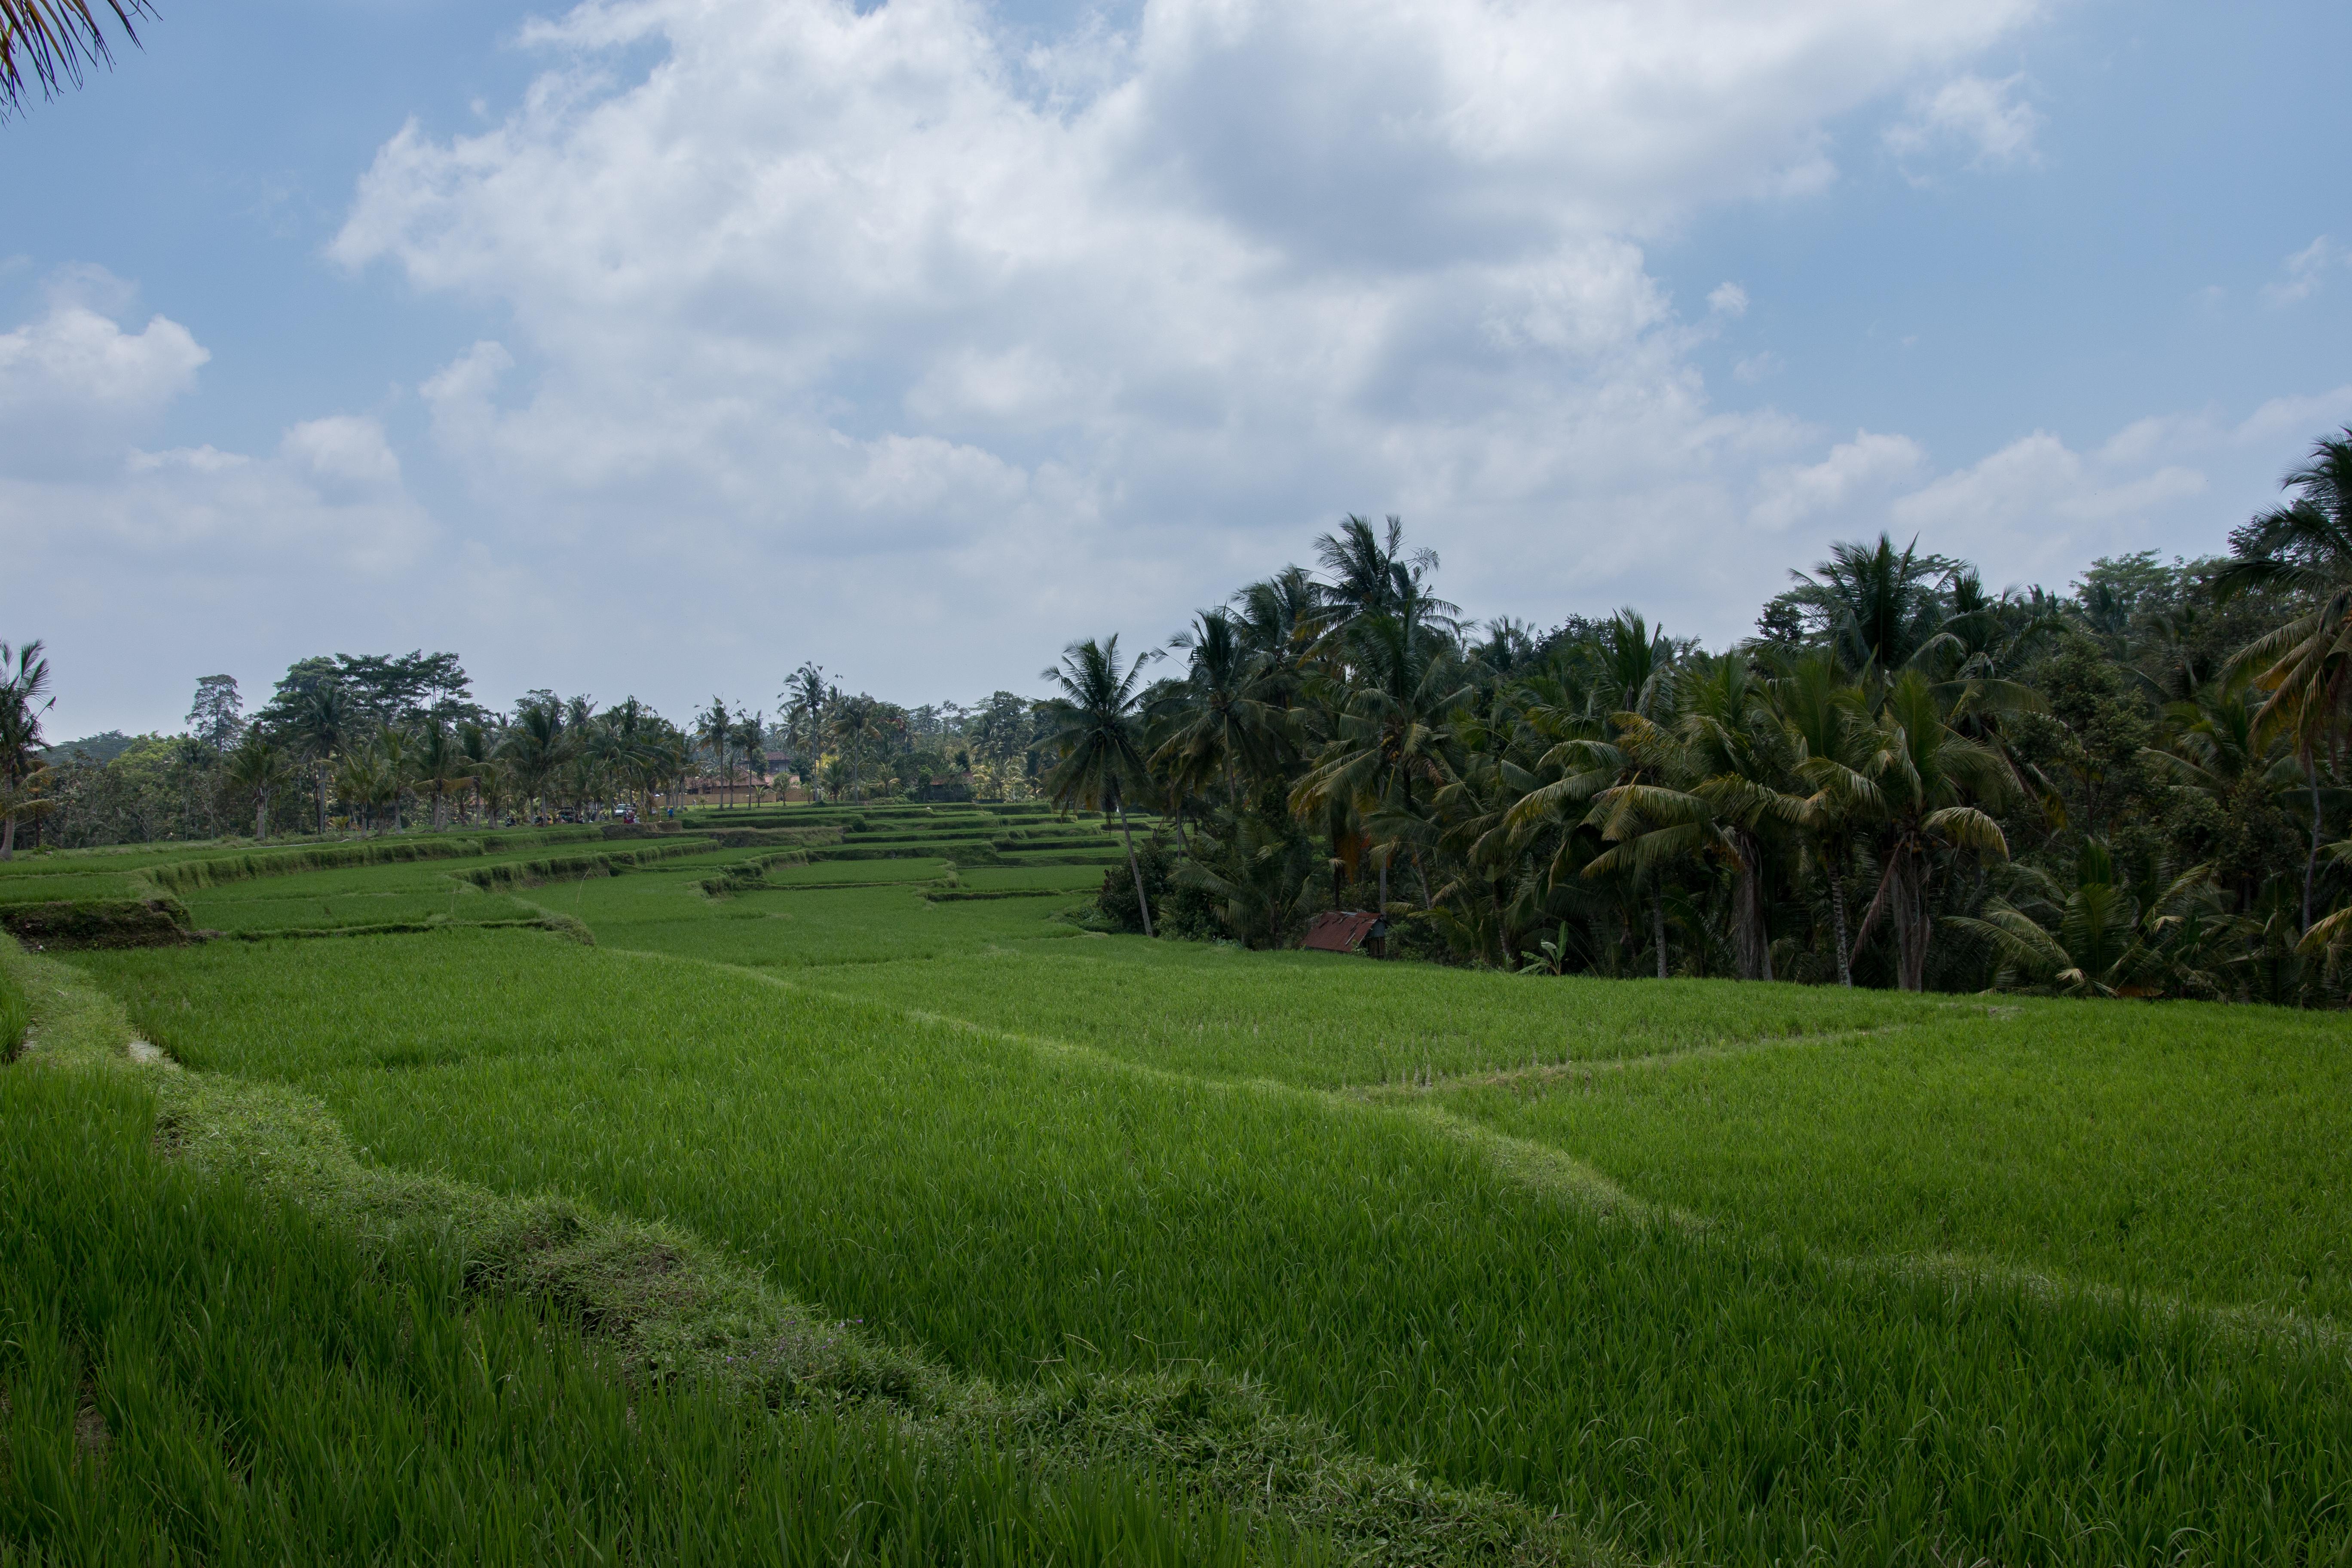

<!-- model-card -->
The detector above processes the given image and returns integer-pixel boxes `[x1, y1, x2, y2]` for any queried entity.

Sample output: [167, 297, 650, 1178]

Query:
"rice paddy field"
[7, 803, 2352, 1565]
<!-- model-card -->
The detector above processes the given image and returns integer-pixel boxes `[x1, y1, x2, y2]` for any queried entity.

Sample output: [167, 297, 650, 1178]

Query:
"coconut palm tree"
[781, 664, 830, 801]
[827, 695, 891, 802]
[1, 0, 151, 116]
[2217, 428, 2352, 932]
[1947, 841, 2224, 998]
[373, 725, 414, 831]
[1840, 671, 2015, 990]
[1312, 514, 1459, 637]
[733, 709, 768, 805]
[1787, 533, 1959, 690]
[221, 731, 287, 841]
[1769, 649, 1876, 984]
[1152, 609, 1286, 810]
[1039, 635, 1160, 937]
[0, 640, 54, 860]
[501, 699, 568, 824]
[413, 723, 475, 831]
[293, 683, 353, 835]
[697, 696, 733, 808]
[1289, 612, 1468, 924]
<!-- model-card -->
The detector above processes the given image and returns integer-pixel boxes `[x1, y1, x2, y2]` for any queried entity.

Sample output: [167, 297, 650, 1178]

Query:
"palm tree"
[698, 696, 733, 808]
[221, 731, 287, 841]
[1152, 609, 1286, 810]
[413, 723, 475, 831]
[457, 721, 494, 825]
[293, 683, 352, 836]
[1312, 514, 1459, 636]
[1948, 841, 2224, 998]
[1039, 635, 1160, 937]
[1769, 649, 1875, 984]
[733, 710, 768, 805]
[827, 695, 891, 802]
[781, 664, 830, 801]
[501, 699, 568, 824]
[1289, 612, 1467, 924]
[2217, 428, 2352, 932]
[0, 640, 55, 860]
[1675, 656, 1808, 981]
[0, 0, 151, 116]
[1787, 533, 1958, 689]
[373, 725, 414, 831]
[1841, 671, 2015, 990]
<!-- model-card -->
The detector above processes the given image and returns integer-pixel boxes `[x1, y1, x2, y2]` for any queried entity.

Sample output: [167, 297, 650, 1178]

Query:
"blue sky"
[4, 0, 2348, 738]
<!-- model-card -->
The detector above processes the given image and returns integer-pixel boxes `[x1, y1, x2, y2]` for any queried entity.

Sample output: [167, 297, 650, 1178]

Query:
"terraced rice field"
[9, 807, 2352, 1565]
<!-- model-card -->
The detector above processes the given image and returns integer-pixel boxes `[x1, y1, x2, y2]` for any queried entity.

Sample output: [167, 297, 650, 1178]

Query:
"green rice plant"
[0, 871, 153, 905]
[805, 940, 1958, 1087]
[0, 1062, 1291, 1567]
[1422, 999, 2352, 1319]
[579, 884, 1086, 968]
[954, 865, 1117, 891]
[188, 886, 542, 934]
[0, 963, 26, 1061]
[75, 931, 2352, 1566]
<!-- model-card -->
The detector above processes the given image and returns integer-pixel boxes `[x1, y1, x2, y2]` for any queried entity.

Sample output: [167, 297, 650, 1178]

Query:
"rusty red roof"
[1302, 910, 1384, 952]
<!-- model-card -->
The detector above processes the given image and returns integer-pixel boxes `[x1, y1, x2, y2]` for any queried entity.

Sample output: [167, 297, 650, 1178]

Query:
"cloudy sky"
[5, 0, 2349, 738]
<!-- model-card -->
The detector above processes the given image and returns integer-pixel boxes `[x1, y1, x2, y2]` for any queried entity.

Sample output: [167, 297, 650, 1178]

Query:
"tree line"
[6, 425, 2348, 1002]
[1029, 428, 2352, 1004]
[0, 649, 1056, 851]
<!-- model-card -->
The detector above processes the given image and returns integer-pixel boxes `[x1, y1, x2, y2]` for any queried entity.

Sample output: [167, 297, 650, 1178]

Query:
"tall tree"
[2218, 427, 2352, 932]
[185, 674, 243, 752]
[291, 683, 352, 835]
[698, 696, 733, 808]
[1039, 636, 1160, 937]
[220, 731, 286, 840]
[0, 640, 55, 860]
[413, 723, 474, 831]
[781, 664, 830, 800]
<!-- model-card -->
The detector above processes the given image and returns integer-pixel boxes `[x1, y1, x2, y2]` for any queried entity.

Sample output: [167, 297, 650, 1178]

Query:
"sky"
[4, 0, 2349, 740]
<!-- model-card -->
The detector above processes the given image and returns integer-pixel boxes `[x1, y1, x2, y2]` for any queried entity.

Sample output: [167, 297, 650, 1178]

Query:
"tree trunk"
[254, 792, 268, 842]
[1830, 865, 1853, 987]
[2304, 764, 2324, 934]
[1115, 793, 1154, 937]
[0, 815, 14, 861]
[1652, 891, 1668, 980]
[317, 769, 329, 836]
[1733, 839, 1764, 981]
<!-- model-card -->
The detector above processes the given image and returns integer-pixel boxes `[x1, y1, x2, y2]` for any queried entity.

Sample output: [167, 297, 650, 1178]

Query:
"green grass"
[1422, 1000, 2352, 1320]
[186, 885, 542, 933]
[577, 884, 1088, 968]
[953, 866, 1114, 891]
[72, 928, 2352, 1566]
[0, 872, 149, 905]
[0, 1060, 1282, 1566]
[805, 941, 1955, 1087]
[0, 963, 25, 1060]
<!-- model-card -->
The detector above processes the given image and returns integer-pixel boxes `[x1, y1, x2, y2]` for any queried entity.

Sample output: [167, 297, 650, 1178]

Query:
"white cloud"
[0, 272, 208, 468]
[1885, 71, 2042, 171]
[1751, 431, 1926, 532]
[304, 0, 2052, 687]
[2264, 236, 2343, 306]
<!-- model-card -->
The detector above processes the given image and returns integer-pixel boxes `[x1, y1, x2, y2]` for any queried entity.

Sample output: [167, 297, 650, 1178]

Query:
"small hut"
[1301, 910, 1386, 957]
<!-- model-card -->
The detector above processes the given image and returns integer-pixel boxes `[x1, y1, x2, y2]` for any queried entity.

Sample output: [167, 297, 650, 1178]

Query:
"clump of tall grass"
[0, 963, 27, 1061]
